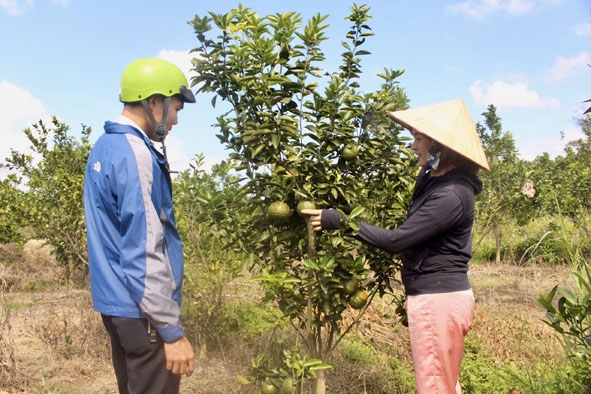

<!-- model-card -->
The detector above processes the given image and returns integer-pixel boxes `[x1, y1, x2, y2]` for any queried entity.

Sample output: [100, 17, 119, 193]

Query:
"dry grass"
[0, 242, 572, 393]
[468, 263, 570, 368]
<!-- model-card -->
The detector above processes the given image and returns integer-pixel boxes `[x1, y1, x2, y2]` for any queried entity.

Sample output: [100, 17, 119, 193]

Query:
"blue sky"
[1, 0, 589, 175]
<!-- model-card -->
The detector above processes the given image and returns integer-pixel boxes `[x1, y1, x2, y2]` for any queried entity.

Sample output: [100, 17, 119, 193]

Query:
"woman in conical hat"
[302, 99, 488, 394]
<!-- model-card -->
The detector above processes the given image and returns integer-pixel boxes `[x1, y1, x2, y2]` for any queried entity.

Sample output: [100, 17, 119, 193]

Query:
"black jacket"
[321, 168, 482, 295]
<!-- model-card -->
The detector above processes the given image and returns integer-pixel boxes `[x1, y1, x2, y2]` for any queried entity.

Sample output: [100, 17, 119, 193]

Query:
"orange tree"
[190, 4, 415, 393]
[474, 104, 524, 262]
[1, 117, 91, 284]
[0, 176, 27, 244]
[172, 155, 250, 346]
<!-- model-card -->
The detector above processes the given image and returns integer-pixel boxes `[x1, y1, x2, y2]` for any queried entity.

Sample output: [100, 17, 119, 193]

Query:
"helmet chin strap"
[141, 97, 176, 173]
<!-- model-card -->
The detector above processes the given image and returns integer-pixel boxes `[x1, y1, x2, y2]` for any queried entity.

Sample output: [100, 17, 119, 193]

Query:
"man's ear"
[147, 95, 163, 109]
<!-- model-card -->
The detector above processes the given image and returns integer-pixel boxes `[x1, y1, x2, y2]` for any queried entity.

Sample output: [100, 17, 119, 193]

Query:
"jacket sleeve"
[117, 136, 184, 342]
[320, 189, 465, 254]
[357, 189, 465, 254]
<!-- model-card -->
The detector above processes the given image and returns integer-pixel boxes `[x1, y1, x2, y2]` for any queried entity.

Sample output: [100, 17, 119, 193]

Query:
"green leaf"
[308, 363, 333, 371]
[349, 207, 365, 218]
[558, 287, 578, 304]
[536, 285, 558, 313]
[302, 359, 324, 367]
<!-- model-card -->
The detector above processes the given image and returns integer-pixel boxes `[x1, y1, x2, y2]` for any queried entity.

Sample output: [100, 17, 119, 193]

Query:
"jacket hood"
[103, 121, 168, 166]
[443, 168, 483, 195]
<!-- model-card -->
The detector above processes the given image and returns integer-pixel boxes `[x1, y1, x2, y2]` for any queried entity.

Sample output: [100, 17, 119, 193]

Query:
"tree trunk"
[305, 217, 326, 393]
[313, 369, 326, 394]
[495, 228, 502, 264]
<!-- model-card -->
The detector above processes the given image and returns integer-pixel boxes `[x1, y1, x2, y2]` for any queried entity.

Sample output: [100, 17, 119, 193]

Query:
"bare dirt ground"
[0, 241, 573, 394]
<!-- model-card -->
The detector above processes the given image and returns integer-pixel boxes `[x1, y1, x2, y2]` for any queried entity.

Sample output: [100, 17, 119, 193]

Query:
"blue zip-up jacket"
[84, 118, 185, 342]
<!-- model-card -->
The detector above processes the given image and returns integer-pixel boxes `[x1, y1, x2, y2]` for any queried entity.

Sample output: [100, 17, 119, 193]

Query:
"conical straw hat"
[387, 99, 490, 172]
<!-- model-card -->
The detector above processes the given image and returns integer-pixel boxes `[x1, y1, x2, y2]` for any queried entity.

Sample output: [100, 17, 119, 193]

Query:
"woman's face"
[410, 131, 434, 167]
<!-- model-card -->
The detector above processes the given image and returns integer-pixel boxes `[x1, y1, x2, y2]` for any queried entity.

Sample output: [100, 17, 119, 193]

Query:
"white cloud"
[504, 0, 535, 14]
[156, 49, 197, 81]
[154, 134, 225, 175]
[0, 81, 48, 151]
[542, 52, 591, 84]
[573, 23, 591, 36]
[446, 0, 560, 18]
[470, 79, 560, 109]
[518, 122, 584, 160]
[0, 0, 33, 15]
[0, 81, 46, 126]
[1, 0, 70, 14]
[0, 81, 50, 178]
[161, 134, 192, 174]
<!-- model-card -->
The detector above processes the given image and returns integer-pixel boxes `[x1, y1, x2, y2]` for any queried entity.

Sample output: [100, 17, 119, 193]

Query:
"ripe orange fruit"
[268, 201, 291, 222]
[349, 290, 368, 310]
[296, 200, 316, 216]
[342, 144, 359, 161]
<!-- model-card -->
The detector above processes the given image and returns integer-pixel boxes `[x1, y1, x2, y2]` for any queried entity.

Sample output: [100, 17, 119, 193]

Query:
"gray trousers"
[101, 315, 181, 394]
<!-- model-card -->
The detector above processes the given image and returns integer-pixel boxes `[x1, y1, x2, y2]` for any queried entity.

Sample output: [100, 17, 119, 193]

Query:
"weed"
[0, 277, 19, 388]
[536, 207, 591, 392]
[30, 292, 108, 360]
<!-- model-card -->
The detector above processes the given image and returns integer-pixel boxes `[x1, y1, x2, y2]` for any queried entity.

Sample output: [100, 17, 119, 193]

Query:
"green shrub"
[333, 335, 415, 393]
[460, 338, 518, 393]
[227, 298, 285, 339]
[510, 362, 590, 394]
[473, 215, 591, 265]
[174, 157, 249, 347]
[459, 338, 586, 394]
[536, 208, 591, 392]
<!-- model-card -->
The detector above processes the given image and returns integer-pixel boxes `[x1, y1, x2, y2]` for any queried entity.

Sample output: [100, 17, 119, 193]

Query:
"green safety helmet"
[119, 57, 196, 104]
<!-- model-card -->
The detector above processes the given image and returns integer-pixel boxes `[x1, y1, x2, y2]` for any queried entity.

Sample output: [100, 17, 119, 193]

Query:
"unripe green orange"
[296, 200, 316, 216]
[268, 201, 291, 222]
[260, 380, 278, 394]
[342, 144, 359, 161]
[282, 377, 294, 394]
[341, 277, 359, 296]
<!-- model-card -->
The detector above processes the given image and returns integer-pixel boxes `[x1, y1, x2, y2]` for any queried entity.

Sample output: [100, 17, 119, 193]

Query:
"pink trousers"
[407, 289, 475, 394]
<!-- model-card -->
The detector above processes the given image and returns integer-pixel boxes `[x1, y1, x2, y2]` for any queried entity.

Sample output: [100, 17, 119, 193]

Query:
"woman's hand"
[300, 209, 323, 231]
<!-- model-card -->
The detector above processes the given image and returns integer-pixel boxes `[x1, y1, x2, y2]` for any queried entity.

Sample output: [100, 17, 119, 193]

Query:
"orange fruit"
[349, 290, 368, 310]
[341, 277, 359, 296]
[296, 200, 316, 216]
[268, 201, 291, 222]
[342, 145, 359, 161]
[282, 377, 294, 394]
[260, 380, 278, 394]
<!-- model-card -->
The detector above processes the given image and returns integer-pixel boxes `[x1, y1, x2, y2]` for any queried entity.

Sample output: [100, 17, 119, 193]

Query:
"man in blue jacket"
[84, 57, 196, 394]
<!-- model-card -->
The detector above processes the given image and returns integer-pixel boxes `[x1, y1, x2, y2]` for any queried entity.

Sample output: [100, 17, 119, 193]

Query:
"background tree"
[0, 176, 27, 244]
[584, 64, 591, 115]
[564, 115, 591, 217]
[475, 104, 525, 262]
[1, 117, 91, 285]
[173, 155, 251, 347]
[189, 4, 415, 393]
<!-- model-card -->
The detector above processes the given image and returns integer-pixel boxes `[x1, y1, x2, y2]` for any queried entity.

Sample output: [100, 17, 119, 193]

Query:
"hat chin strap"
[425, 141, 441, 172]
[141, 97, 176, 173]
